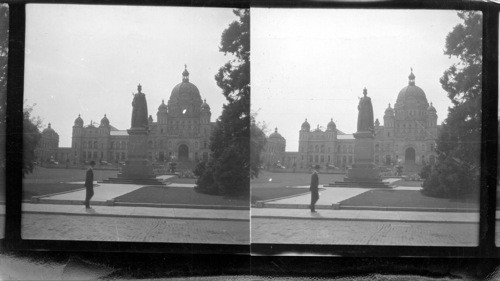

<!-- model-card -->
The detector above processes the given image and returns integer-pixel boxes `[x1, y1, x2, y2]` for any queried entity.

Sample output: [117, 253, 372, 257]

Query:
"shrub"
[422, 157, 478, 198]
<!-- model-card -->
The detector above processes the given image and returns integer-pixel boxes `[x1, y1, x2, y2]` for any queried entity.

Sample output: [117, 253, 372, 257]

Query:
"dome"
[74, 114, 83, 126]
[201, 99, 211, 111]
[269, 127, 283, 139]
[327, 118, 336, 131]
[43, 123, 55, 134]
[158, 99, 168, 111]
[384, 103, 394, 117]
[301, 119, 310, 131]
[169, 80, 201, 102]
[395, 69, 428, 108]
[168, 66, 203, 114]
[427, 102, 437, 113]
[100, 114, 109, 127]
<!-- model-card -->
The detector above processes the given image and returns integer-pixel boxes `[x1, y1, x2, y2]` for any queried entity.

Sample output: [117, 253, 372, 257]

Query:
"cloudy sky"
[252, 9, 471, 152]
[25, 4, 238, 147]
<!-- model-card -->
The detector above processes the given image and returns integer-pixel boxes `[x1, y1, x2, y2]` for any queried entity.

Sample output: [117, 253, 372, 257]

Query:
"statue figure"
[131, 84, 149, 129]
[357, 87, 374, 133]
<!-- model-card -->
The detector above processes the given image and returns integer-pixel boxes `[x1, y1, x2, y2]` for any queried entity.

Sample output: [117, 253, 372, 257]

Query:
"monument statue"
[131, 84, 149, 129]
[357, 88, 374, 133]
[102, 83, 162, 185]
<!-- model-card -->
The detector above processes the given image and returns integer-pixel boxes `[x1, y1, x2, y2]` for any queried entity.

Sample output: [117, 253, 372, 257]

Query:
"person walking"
[310, 164, 320, 213]
[84, 161, 96, 209]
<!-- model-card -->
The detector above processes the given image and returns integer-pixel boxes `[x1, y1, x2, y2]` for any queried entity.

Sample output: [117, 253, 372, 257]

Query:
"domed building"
[375, 69, 438, 168]
[62, 66, 214, 167]
[268, 69, 439, 172]
[262, 128, 286, 168]
[34, 123, 60, 163]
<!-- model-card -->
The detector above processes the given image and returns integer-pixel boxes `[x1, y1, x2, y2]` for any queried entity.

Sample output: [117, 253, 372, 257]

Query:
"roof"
[337, 134, 354, 140]
[110, 130, 128, 136]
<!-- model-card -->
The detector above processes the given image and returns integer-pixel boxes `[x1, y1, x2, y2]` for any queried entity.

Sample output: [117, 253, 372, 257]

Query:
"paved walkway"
[257, 179, 428, 210]
[42, 183, 146, 202]
[251, 218, 478, 246]
[263, 186, 371, 207]
[22, 213, 249, 243]
[251, 208, 479, 223]
[22, 203, 248, 221]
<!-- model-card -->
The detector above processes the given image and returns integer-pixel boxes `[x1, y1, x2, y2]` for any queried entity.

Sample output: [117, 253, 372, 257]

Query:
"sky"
[24, 4, 238, 147]
[251, 8, 470, 152]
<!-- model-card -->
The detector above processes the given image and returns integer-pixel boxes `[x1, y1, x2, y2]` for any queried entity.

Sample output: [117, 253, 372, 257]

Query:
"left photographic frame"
[13, 3, 249, 251]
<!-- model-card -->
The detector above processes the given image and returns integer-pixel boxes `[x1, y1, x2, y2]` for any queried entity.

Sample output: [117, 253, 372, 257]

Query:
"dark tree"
[422, 11, 482, 198]
[23, 104, 42, 177]
[195, 9, 249, 196]
[250, 115, 267, 179]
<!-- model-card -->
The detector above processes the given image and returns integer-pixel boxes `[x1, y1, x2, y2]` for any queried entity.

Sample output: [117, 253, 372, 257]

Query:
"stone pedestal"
[346, 131, 381, 182]
[118, 127, 154, 179]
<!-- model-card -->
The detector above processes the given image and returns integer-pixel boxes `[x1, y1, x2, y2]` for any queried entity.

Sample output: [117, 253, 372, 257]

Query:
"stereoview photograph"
[251, 9, 482, 246]
[22, 4, 249, 244]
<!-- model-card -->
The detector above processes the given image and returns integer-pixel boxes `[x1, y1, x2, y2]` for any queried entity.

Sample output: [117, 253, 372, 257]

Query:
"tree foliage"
[250, 115, 267, 179]
[23, 104, 42, 177]
[422, 11, 482, 198]
[195, 9, 249, 196]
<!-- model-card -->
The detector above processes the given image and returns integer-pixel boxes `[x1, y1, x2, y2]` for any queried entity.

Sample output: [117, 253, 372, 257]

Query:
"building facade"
[261, 127, 286, 168]
[38, 67, 215, 167]
[267, 70, 439, 171]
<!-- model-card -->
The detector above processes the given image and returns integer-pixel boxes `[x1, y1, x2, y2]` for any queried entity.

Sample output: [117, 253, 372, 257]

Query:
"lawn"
[251, 171, 343, 189]
[24, 167, 118, 184]
[114, 186, 249, 207]
[339, 189, 479, 209]
[23, 183, 85, 200]
[251, 187, 311, 203]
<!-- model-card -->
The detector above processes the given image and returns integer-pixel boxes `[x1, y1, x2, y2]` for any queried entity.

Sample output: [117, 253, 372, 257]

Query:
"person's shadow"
[310, 211, 323, 218]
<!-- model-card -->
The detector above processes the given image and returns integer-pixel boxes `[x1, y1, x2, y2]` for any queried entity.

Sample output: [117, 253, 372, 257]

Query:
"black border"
[1, 0, 499, 258]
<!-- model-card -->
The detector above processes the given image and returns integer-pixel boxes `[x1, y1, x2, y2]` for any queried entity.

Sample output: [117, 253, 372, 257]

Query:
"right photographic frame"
[251, 8, 484, 251]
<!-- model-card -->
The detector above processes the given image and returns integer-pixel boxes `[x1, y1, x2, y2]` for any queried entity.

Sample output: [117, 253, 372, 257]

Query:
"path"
[34, 181, 197, 205]
[251, 218, 478, 246]
[256, 178, 406, 208]
[23, 203, 248, 221]
[251, 208, 479, 223]
[23, 213, 249, 244]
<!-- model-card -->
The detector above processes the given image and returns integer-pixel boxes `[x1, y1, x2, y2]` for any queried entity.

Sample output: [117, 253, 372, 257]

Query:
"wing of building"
[263, 70, 440, 173]
[35, 67, 215, 169]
